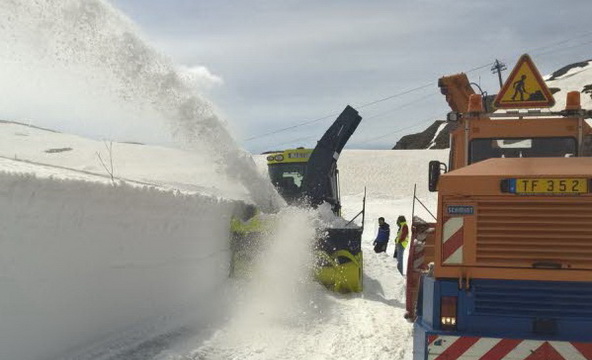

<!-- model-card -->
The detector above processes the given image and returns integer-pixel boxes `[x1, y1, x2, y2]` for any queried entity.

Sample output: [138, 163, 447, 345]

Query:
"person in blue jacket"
[373, 217, 390, 253]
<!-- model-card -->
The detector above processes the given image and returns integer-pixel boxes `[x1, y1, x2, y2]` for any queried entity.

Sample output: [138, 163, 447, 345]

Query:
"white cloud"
[179, 65, 224, 90]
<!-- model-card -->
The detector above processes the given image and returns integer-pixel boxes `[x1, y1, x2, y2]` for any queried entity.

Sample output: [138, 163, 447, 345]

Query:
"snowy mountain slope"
[395, 58, 592, 150]
[546, 59, 592, 110]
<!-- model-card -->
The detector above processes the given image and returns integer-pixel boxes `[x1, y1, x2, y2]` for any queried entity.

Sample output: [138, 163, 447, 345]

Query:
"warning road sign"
[494, 54, 555, 109]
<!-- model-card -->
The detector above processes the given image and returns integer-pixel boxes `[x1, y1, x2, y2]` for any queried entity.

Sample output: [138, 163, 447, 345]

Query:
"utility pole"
[491, 59, 507, 89]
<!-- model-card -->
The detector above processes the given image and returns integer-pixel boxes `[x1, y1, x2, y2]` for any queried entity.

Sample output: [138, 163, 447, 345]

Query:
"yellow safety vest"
[397, 221, 409, 249]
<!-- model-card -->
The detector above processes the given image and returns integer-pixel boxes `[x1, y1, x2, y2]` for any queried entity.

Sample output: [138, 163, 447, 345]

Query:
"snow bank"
[0, 169, 238, 360]
[0, 121, 252, 200]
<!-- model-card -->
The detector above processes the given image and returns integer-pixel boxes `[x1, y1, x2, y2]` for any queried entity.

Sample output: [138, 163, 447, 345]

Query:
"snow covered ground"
[203, 149, 449, 360]
[4, 1, 592, 359]
[546, 59, 592, 111]
[0, 120, 448, 360]
[0, 1, 454, 358]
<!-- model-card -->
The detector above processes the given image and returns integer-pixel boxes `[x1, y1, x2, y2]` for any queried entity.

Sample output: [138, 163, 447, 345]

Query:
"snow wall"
[0, 171, 238, 360]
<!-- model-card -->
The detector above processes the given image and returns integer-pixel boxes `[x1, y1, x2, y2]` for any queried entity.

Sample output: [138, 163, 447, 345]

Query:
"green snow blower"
[231, 106, 365, 293]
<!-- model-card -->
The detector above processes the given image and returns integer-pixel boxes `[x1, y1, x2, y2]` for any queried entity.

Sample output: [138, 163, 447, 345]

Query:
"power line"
[466, 31, 592, 79]
[355, 82, 433, 109]
[259, 114, 439, 152]
[465, 63, 494, 73]
[243, 83, 435, 143]
[264, 91, 440, 151]
[356, 34, 592, 147]
[355, 115, 440, 145]
[243, 113, 337, 142]
[535, 38, 592, 58]
[364, 92, 439, 121]
[529, 30, 592, 56]
[245, 30, 592, 147]
[243, 63, 496, 144]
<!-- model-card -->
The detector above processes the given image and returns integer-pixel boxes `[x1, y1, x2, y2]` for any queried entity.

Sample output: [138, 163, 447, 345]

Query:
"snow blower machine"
[231, 105, 365, 293]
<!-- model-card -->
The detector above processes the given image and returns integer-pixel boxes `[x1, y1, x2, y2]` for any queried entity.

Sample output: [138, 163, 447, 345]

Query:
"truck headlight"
[440, 296, 458, 330]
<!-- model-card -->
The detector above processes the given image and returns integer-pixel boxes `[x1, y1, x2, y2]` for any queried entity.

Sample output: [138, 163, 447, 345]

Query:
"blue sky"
[112, 0, 592, 153]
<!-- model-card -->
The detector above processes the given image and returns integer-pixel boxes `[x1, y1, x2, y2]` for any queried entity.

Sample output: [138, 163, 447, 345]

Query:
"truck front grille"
[476, 199, 592, 270]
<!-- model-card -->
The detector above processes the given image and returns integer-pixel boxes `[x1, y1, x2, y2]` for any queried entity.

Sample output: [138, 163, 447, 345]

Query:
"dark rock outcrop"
[547, 60, 591, 81]
[393, 59, 592, 150]
[393, 121, 456, 150]
[582, 84, 592, 100]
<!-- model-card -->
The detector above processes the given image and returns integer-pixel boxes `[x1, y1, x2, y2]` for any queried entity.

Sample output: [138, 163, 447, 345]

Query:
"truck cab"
[408, 67, 592, 358]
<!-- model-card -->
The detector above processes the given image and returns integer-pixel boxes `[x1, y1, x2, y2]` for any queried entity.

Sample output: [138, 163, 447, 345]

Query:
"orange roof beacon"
[407, 54, 592, 360]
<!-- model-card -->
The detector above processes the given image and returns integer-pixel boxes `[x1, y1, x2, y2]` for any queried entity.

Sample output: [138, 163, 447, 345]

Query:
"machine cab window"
[268, 162, 306, 202]
[469, 137, 577, 164]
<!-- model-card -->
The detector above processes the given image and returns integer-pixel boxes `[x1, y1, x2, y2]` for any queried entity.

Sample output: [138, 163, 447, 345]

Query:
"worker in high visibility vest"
[394, 215, 409, 275]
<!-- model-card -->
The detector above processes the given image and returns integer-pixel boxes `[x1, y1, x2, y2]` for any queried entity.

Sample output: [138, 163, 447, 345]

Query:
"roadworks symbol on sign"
[494, 54, 556, 109]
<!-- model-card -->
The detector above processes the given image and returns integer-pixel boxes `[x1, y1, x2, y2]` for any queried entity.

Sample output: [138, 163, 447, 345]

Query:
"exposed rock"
[393, 121, 456, 150]
[547, 60, 591, 81]
[582, 84, 592, 100]
[394, 59, 592, 150]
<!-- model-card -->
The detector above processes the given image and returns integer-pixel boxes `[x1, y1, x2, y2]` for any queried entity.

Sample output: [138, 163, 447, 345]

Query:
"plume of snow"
[0, 0, 282, 210]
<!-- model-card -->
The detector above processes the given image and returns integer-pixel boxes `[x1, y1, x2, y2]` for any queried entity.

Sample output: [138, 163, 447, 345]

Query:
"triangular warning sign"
[494, 54, 555, 109]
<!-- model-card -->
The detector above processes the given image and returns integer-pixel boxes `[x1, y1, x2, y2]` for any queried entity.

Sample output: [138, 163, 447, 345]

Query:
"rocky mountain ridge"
[393, 59, 592, 150]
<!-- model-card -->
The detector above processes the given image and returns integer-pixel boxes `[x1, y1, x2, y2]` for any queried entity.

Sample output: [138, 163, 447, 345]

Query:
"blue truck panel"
[414, 276, 592, 359]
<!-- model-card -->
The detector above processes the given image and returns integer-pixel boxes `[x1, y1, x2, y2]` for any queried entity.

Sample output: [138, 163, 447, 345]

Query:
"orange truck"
[407, 55, 592, 359]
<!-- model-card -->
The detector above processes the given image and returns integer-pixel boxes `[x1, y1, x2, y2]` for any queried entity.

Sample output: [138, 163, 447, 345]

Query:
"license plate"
[514, 178, 588, 194]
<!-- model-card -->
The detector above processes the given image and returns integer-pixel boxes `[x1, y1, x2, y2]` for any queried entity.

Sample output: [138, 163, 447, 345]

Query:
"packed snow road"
[104, 208, 413, 360]
[190, 215, 411, 360]
[107, 150, 447, 360]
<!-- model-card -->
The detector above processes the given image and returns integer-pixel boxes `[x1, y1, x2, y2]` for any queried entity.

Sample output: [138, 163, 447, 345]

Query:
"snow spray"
[0, 0, 282, 210]
[192, 207, 336, 359]
[0, 1, 287, 358]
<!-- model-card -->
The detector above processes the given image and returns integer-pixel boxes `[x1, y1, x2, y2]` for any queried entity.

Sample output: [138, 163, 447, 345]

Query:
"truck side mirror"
[428, 161, 447, 192]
